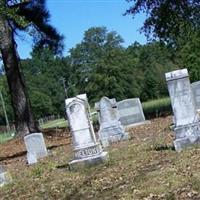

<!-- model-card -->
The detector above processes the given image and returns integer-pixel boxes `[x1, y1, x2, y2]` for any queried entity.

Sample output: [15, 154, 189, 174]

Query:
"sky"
[17, 0, 147, 59]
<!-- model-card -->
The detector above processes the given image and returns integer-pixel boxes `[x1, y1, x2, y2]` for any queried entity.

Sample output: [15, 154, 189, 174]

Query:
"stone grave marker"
[117, 98, 146, 127]
[165, 68, 200, 151]
[24, 133, 48, 164]
[95, 97, 129, 146]
[191, 81, 200, 111]
[0, 166, 12, 187]
[65, 94, 108, 169]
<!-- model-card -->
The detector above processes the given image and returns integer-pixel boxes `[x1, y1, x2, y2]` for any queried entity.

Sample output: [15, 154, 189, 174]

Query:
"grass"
[40, 118, 67, 129]
[40, 114, 98, 129]
[142, 97, 172, 118]
[0, 131, 14, 144]
[1, 117, 200, 199]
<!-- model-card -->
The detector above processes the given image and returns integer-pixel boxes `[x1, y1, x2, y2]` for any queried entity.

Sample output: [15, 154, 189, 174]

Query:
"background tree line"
[1, 24, 200, 125]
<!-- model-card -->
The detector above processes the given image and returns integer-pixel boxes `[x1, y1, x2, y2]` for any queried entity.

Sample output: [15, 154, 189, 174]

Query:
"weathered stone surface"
[166, 68, 200, 151]
[24, 132, 48, 164]
[0, 166, 12, 187]
[65, 94, 108, 169]
[117, 98, 146, 127]
[166, 69, 197, 126]
[191, 81, 200, 111]
[95, 97, 129, 147]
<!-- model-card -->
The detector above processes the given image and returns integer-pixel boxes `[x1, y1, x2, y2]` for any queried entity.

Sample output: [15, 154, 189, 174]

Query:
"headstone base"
[174, 122, 200, 151]
[99, 126, 130, 147]
[124, 120, 151, 130]
[68, 151, 109, 170]
[174, 136, 200, 152]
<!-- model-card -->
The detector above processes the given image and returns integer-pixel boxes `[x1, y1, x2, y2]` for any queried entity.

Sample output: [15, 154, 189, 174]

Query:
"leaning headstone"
[65, 94, 108, 169]
[165, 68, 200, 151]
[95, 97, 129, 147]
[117, 98, 147, 127]
[0, 166, 12, 187]
[24, 133, 48, 164]
[191, 81, 200, 111]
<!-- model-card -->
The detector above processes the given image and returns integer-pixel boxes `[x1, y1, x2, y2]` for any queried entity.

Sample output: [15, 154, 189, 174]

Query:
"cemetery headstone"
[165, 68, 200, 151]
[65, 94, 108, 169]
[117, 98, 147, 127]
[0, 166, 12, 187]
[95, 97, 129, 147]
[24, 133, 48, 164]
[191, 81, 200, 111]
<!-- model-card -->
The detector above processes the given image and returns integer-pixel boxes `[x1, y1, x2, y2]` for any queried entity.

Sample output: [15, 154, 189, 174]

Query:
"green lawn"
[0, 132, 14, 144]
[40, 118, 67, 129]
[2, 117, 200, 199]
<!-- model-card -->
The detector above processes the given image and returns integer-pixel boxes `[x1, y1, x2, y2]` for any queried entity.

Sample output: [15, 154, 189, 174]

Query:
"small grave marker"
[24, 132, 48, 164]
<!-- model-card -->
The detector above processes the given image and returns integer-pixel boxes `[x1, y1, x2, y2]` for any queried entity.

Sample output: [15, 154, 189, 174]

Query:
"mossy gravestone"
[165, 69, 200, 151]
[65, 94, 108, 169]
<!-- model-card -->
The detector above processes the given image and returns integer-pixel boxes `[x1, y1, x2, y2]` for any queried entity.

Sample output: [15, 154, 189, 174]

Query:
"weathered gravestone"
[117, 98, 146, 127]
[165, 68, 200, 151]
[191, 81, 200, 111]
[95, 97, 129, 147]
[24, 133, 48, 165]
[0, 166, 12, 187]
[65, 94, 108, 169]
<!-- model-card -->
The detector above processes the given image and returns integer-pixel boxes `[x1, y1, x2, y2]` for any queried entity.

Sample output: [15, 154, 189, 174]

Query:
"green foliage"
[0, 76, 14, 124]
[30, 91, 54, 118]
[126, 42, 177, 101]
[0, 26, 179, 122]
[142, 98, 172, 119]
[0, 132, 13, 144]
[70, 27, 176, 104]
[176, 31, 200, 82]
[125, 0, 200, 45]
[21, 48, 71, 117]
[2, 25, 200, 122]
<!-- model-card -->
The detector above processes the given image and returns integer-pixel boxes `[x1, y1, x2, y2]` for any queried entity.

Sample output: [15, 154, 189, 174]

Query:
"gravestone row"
[4, 68, 200, 179]
[64, 94, 149, 167]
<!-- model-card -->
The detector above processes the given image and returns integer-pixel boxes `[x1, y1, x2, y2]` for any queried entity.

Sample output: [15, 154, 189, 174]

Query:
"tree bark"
[0, 16, 40, 137]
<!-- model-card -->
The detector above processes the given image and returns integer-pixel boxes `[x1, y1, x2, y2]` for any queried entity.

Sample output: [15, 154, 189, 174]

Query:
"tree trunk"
[0, 16, 40, 137]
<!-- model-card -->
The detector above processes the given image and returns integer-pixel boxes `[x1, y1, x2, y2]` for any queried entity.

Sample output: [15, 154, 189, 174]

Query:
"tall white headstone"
[65, 94, 108, 169]
[24, 132, 48, 164]
[165, 69, 200, 151]
[95, 97, 129, 147]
